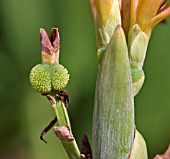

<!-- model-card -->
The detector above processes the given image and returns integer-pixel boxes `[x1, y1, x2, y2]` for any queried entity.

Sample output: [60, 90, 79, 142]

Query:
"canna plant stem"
[51, 95, 81, 159]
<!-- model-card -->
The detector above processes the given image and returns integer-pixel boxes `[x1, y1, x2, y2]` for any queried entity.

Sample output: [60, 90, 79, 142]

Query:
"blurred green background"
[0, 0, 170, 159]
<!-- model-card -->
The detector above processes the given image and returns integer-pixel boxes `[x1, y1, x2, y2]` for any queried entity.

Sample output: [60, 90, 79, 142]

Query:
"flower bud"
[95, 0, 121, 46]
[129, 25, 148, 69]
[93, 26, 134, 158]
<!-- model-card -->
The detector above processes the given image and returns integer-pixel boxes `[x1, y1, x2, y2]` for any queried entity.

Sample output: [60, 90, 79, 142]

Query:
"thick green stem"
[53, 99, 81, 159]
[93, 26, 134, 159]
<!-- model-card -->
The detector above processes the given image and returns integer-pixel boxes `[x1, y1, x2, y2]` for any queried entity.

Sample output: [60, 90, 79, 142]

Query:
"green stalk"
[61, 141, 81, 159]
[93, 26, 134, 158]
[53, 99, 81, 159]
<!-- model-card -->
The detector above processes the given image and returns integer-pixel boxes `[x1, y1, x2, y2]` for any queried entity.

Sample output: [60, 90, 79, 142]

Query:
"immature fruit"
[51, 64, 69, 90]
[29, 64, 51, 93]
[30, 64, 69, 93]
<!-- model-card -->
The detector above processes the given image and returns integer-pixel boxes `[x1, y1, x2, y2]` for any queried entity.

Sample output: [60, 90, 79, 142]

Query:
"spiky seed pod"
[131, 68, 145, 96]
[51, 64, 69, 90]
[29, 64, 52, 93]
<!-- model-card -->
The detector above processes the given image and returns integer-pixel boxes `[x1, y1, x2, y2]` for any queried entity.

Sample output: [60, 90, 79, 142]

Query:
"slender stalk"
[61, 141, 81, 159]
[53, 98, 81, 159]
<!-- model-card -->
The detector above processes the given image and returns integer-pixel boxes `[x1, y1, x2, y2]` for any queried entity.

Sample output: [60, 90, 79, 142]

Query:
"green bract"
[93, 26, 134, 159]
[131, 68, 145, 96]
[129, 130, 148, 159]
[29, 64, 69, 93]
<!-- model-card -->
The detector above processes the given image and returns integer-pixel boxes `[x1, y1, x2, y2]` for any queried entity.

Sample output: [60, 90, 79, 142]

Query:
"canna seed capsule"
[29, 64, 52, 94]
[51, 64, 69, 90]
[30, 64, 70, 93]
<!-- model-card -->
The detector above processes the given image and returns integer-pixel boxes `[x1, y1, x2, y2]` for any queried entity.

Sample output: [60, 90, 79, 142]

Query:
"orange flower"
[119, 0, 131, 35]
[91, 0, 170, 38]
[90, 0, 121, 46]
[130, 0, 170, 37]
[94, 0, 114, 25]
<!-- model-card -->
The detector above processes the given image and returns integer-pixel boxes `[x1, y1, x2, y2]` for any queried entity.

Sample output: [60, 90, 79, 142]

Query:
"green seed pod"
[131, 68, 145, 96]
[29, 64, 51, 94]
[51, 64, 69, 90]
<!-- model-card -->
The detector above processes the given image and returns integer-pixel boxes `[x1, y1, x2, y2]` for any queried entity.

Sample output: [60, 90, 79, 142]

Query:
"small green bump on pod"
[51, 64, 69, 90]
[131, 68, 144, 83]
[131, 68, 145, 96]
[29, 64, 51, 93]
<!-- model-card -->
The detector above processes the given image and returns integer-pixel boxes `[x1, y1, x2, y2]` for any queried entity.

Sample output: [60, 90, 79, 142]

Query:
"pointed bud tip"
[40, 28, 45, 33]
[51, 27, 58, 31]
[113, 24, 126, 41]
[40, 28, 49, 41]
[115, 24, 123, 31]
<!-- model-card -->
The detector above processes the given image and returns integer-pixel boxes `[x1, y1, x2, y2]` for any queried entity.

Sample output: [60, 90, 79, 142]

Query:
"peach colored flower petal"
[144, 2, 170, 37]
[120, 0, 131, 35]
[118, 0, 122, 9]
[137, 0, 166, 29]
[94, 0, 114, 25]
[130, 0, 139, 28]
[130, 0, 143, 25]
[90, 0, 97, 21]
[157, 1, 170, 14]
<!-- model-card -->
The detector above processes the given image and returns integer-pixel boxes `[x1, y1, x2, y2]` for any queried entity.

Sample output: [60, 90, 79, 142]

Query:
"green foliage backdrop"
[0, 0, 169, 158]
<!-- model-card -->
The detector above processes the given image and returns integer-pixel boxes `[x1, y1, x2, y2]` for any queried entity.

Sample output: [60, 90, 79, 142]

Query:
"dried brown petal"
[40, 28, 60, 64]
[46, 95, 56, 106]
[40, 116, 57, 143]
[81, 135, 92, 159]
[57, 90, 70, 109]
[54, 126, 74, 141]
